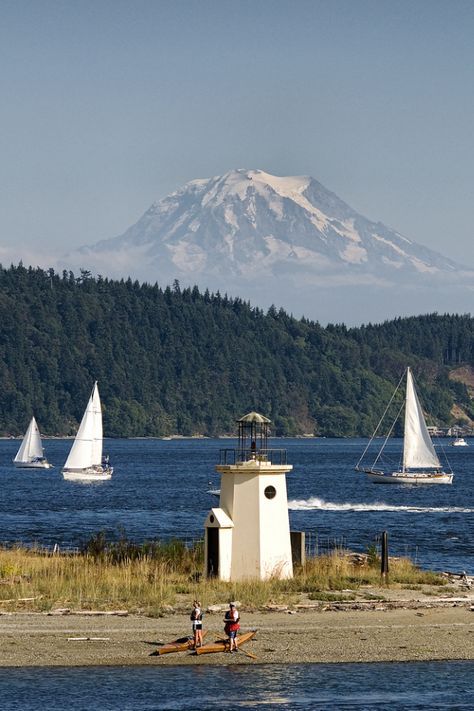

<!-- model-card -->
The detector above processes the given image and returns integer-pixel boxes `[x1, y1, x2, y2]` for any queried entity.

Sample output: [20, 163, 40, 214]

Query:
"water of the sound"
[1, 661, 474, 710]
[0, 437, 472, 572]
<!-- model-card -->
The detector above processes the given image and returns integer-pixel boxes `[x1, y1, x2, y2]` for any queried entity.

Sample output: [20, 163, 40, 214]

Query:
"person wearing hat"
[224, 602, 240, 652]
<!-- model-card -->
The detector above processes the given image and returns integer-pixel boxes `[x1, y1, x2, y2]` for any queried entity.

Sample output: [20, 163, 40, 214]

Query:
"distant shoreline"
[2, 434, 470, 441]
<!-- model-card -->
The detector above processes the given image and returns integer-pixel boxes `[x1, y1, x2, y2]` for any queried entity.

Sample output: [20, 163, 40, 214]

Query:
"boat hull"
[62, 466, 113, 481]
[13, 460, 52, 469]
[452, 439, 468, 447]
[157, 631, 208, 655]
[196, 630, 256, 655]
[365, 469, 453, 485]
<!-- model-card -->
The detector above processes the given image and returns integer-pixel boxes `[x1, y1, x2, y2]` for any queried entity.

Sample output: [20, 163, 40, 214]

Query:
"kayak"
[157, 630, 208, 655]
[196, 630, 256, 655]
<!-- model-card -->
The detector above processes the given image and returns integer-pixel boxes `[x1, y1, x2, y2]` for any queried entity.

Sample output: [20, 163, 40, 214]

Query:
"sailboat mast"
[402, 367, 409, 473]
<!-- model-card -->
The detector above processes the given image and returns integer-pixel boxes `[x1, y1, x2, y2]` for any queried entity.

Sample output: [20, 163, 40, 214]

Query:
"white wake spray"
[288, 497, 474, 514]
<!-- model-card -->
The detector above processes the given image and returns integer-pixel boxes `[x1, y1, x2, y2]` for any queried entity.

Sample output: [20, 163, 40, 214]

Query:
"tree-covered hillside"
[0, 265, 473, 437]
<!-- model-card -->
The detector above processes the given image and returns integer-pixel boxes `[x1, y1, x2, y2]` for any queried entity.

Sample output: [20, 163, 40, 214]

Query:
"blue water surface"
[0, 437, 473, 572]
[1, 661, 474, 710]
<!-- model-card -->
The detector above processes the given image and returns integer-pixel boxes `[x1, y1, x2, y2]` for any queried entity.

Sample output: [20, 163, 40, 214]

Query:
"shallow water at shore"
[1, 661, 474, 710]
[0, 437, 473, 571]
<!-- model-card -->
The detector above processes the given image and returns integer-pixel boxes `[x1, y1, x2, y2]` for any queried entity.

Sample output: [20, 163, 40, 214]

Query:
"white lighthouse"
[204, 412, 293, 581]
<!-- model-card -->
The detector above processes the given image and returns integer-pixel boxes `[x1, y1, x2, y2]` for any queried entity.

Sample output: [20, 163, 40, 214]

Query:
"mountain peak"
[65, 168, 473, 324]
[191, 168, 314, 207]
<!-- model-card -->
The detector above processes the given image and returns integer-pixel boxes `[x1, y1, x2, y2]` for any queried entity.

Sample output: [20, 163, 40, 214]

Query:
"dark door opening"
[207, 528, 219, 578]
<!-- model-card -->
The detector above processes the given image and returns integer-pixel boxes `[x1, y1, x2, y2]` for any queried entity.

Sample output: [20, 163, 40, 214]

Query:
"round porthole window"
[264, 485, 276, 500]
[209, 514, 215, 523]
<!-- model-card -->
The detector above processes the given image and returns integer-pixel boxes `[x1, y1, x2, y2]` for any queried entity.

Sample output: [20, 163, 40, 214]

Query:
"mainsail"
[14, 417, 44, 463]
[403, 368, 441, 470]
[63, 382, 103, 471]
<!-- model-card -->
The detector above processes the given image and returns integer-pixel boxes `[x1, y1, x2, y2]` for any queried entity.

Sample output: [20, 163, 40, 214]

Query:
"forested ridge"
[0, 264, 473, 437]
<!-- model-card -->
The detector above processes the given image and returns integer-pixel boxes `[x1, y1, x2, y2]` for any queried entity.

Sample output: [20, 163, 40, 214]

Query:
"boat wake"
[288, 497, 474, 513]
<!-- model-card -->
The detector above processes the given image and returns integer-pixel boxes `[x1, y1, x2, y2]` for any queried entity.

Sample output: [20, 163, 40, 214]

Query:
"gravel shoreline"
[2, 596, 474, 667]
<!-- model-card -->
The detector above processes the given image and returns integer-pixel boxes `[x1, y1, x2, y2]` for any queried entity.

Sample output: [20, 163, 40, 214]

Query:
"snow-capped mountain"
[66, 169, 473, 323]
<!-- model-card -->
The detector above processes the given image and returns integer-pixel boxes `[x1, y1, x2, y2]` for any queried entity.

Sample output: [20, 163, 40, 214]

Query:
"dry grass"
[0, 548, 182, 614]
[0, 546, 447, 615]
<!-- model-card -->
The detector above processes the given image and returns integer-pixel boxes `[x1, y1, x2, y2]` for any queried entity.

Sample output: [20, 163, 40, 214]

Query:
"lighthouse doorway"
[206, 528, 219, 578]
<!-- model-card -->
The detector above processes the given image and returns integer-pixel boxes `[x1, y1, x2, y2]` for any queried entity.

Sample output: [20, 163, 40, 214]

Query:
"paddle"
[215, 635, 257, 660]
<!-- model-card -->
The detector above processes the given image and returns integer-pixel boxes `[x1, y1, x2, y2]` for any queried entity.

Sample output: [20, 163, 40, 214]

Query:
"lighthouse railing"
[219, 448, 287, 465]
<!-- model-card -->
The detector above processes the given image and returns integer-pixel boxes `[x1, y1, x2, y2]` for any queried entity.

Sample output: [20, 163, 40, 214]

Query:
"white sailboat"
[62, 382, 113, 481]
[13, 416, 52, 469]
[356, 367, 453, 485]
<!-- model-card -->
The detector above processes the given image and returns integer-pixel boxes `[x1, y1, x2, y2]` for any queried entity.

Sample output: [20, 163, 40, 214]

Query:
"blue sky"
[1, 0, 474, 266]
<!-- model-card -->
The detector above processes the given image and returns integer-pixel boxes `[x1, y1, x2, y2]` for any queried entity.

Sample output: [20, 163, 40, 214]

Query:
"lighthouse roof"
[237, 411, 271, 424]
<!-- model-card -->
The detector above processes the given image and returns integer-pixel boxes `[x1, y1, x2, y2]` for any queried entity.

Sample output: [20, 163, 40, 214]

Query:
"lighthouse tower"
[204, 412, 293, 581]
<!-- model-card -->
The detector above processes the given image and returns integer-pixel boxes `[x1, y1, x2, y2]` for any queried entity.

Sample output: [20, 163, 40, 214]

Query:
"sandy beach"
[2, 592, 474, 667]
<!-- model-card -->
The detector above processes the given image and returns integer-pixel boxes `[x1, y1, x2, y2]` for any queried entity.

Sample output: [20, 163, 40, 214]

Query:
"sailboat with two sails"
[62, 382, 113, 481]
[355, 367, 453, 485]
[13, 416, 52, 469]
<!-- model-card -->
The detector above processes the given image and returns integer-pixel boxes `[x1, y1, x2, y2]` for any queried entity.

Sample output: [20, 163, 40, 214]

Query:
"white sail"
[14, 416, 44, 463]
[91, 383, 103, 465]
[63, 382, 103, 470]
[403, 368, 441, 470]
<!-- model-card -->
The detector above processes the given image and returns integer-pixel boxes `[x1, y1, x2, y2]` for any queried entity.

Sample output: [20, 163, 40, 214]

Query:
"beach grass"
[0, 542, 448, 615]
